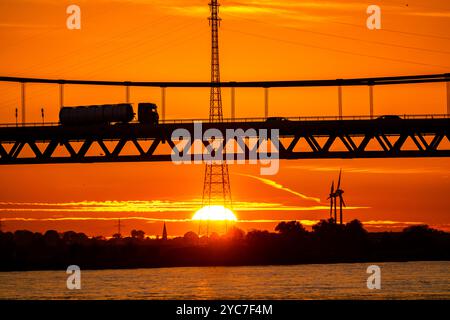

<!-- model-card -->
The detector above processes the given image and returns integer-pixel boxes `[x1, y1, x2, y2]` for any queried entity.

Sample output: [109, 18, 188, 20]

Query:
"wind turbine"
[334, 169, 346, 225]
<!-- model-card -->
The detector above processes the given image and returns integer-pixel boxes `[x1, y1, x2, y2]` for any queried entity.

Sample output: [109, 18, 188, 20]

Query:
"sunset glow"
[0, 0, 449, 237]
[192, 206, 238, 222]
[1, 0, 449, 303]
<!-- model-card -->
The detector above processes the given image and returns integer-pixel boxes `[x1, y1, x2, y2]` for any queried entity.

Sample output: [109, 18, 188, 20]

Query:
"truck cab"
[138, 103, 159, 125]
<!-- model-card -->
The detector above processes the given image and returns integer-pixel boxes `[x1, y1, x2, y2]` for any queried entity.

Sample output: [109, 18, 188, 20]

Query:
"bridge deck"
[0, 117, 449, 164]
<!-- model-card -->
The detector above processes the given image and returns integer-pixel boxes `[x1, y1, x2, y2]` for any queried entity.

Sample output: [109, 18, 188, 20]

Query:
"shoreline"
[1, 258, 449, 273]
[2, 223, 449, 272]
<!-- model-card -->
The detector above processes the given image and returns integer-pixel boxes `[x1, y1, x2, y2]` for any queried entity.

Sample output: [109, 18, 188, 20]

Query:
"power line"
[11, 13, 182, 76]
[222, 12, 450, 55]
[222, 9, 450, 41]
[81, 22, 205, 79]
[222, 27, 450, 70]
[1, 5, 121, 51]
[329, 20, 450, 41]
[57, 15, 195, 77]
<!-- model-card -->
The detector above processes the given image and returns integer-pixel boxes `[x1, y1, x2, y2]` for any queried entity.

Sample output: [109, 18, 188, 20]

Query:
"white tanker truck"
[59, 102, 159, 125]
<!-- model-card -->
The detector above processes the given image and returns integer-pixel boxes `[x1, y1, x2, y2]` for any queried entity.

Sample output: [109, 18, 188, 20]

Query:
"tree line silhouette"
[0, 219, 449, 271]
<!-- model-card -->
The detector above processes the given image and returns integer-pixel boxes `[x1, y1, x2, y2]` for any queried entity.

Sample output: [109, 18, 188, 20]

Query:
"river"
[0, 261, 448, 299]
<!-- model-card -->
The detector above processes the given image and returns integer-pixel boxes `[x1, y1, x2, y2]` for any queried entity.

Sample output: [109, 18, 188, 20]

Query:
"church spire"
[162, 222, 167, 241]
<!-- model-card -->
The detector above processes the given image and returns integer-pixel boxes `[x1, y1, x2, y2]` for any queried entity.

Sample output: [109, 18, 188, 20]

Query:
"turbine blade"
[330, 181, 334, 193]
[340, 195, 346, 207]
[337, 169, 342, 189]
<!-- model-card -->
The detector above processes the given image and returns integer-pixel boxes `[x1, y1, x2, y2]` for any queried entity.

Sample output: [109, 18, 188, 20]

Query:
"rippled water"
[0, 261, 449, 299]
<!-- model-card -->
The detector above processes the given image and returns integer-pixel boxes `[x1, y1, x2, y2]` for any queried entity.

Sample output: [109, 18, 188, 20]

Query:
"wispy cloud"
[0, 216, 417, 226]
[156, 0, 450, 27]
[286, 165, 450, 175]
[0, 216, 316, 224]
[361, 220, 448, 231]
[165, 4, 290, 18]
[0, 23, 58, 29]
[363, 220, 425, 225]
[154, 0, 350, 19]
[0, 199, 366, 213]
[403, 11, 450, 18]
[235, 1, 367, 11]
[0, 216, 189, 223]
[236, 173, 322, 203]
[0, 199, 442, 231]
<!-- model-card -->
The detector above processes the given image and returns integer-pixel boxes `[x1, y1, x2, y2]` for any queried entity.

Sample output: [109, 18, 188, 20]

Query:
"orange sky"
[0, 0, 449, 236]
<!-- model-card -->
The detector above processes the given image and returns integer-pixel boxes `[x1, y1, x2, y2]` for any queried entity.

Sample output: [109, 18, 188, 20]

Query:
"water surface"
[0, 261, 448, 299]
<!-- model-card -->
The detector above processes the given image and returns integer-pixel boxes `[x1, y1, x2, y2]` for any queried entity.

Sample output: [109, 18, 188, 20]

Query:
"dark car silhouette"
[376, 115, 402, 120]
[265, 117, 289, 122]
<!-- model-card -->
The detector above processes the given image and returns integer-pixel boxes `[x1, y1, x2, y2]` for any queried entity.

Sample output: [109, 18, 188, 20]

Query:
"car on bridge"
[265, 117, 289, 123]
[376, 115, 402, 120]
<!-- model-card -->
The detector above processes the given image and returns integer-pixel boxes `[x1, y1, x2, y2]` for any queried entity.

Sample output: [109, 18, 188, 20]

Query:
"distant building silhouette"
[162, 222, 168, 241]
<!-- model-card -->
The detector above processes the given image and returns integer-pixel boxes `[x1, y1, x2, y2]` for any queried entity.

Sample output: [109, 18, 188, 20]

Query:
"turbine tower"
[202, 0, 232, 215]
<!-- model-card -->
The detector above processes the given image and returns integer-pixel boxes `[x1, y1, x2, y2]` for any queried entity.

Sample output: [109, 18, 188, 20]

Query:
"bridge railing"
[0, 114, 449, 128]
[161, 113, 450, 124]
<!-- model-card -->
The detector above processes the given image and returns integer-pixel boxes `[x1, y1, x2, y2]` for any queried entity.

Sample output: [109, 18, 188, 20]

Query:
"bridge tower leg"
[125, 85, 130, 103]
[446, 81, 450, 115]
[369, 85, 374, 119]
[231, 87, 235, 120]
[201, 0, 232, 236]
[59, 83, 64, 109]
[21, 82, 26, 125]
[161, 87, 166, 121]
[338, 85, 343, 119]
[264, 87, 269, 118]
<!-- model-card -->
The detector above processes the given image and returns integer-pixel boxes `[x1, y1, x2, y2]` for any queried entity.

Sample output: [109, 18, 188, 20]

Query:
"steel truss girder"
[0, 119, 449, 165]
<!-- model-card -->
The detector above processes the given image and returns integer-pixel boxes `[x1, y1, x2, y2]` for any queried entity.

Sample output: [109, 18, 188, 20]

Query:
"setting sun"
[192, 206, 238, 221]
[0, 0, 449, 304]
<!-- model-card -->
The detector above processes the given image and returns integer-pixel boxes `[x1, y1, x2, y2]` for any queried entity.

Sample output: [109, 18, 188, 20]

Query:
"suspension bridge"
[0, 73, 449, 165]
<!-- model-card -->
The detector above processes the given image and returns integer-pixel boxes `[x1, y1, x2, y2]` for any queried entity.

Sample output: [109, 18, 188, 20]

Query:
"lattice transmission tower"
[202, 0, 232, 213]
